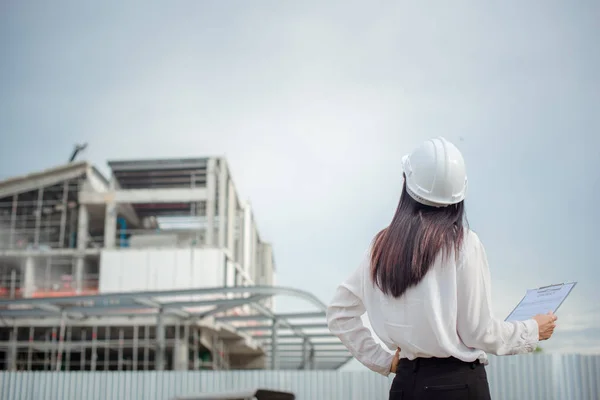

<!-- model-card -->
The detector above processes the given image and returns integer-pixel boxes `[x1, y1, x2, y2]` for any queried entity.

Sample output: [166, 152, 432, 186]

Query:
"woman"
[326, 137, 557, 399]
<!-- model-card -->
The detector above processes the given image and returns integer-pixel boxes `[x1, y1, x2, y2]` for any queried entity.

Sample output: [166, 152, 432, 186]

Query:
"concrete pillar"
[270, 320, 279, 370]
[91, 326, 97, 371]
[58, 180, 69, 248]
[251, 226, 258, 283]
[192, 328, 200, 370]
[9, 194, 17, 249]
[173, 323, 189, 371]
[22, 256, 35, 298]
[156, 311, 165, 370]
[7, 326, 17, 371]
[217, 159, 228, 248]
[236, 209, 244, 266]
[74, 257, 84, 294]
[205, 158, 216, 246]
[77, 205, 89, 250]
[104, 202, 117, 249]
[76, 203, 89, 293]
[34, 188, 44, 247]
[132, 325, 139, 371]
[302, 338, 309, 370]
[243, 203, 252, 279]
[226, 180, 236, 256]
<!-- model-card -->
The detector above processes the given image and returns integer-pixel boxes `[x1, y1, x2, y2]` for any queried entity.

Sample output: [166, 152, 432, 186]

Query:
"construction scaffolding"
[0, 157, 349, 371]
[0, 158, 272, 299]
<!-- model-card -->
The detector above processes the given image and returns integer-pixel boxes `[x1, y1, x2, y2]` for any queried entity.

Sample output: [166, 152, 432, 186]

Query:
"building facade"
[0, 157, 306, 371]
[0, 157, 274, 298]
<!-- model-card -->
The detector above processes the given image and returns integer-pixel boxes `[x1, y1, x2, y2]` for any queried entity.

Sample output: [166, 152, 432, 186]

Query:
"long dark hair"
[370, 176, 467, 298]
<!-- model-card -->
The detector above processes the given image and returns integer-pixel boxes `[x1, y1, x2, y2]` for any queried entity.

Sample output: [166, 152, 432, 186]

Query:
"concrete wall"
[99, 248, 227, 292]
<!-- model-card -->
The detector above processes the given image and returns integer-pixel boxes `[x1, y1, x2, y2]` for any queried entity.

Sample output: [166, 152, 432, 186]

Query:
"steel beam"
[274, 333, 334, 339]
[132, 325, 138, 371]
[36, 304, 61, 313]
[7, 326, 17, 371]
[0, 248, 100, 258]
[217, 311, 326, 323]
[266, 348, 349, 354]
[261, 342, 347, 348]
[165, 294, 270, 311]
[79, 188, 208, 205]
[55, 312, 67, 371]
[0, 295, 271, 318]
[0, 285, 326, 310]
[251, 303, 306, 339]
[0, 162, 87, 199]
[261, 336, 341, 342]
[90, 327, 96, 371]
[118, 329, 124, 371]
[197, 294, 271, 318]
[81, 329, 87, 371]
[104, 326, 110, 370]
[271, 356, 350, 362]
[237, 322, 328, 331]
[65, 326, 72, 370]
[143, 325, 149, 371]
[27, 327, 33, 370]
[70, 294, 271, 315]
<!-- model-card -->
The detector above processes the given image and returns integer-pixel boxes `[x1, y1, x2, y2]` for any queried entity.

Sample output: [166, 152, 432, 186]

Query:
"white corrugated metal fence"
[1, 354, 598, 400]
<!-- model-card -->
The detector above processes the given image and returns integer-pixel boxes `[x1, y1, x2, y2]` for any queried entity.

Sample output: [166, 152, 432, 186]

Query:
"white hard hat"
[401, 137, 467, 207]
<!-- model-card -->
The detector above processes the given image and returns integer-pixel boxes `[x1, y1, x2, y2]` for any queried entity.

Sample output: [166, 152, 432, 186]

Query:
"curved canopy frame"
[0, 286, 353, 370]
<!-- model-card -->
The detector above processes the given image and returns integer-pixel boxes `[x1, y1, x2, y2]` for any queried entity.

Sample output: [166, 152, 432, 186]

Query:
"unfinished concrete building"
[0, 158, 351, 371]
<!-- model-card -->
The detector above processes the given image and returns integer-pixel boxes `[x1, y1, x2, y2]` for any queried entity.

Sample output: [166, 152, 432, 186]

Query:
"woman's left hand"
[390, 348, 400, 373]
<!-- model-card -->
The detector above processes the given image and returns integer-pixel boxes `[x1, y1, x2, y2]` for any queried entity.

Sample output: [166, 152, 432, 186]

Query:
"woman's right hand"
[390, 348, 400, 374]
[532, 312, 558, 340]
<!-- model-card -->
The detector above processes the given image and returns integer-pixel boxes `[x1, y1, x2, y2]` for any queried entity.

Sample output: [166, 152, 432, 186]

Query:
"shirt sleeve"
[326, 253, 395, 376]
[456, 232, 539, 355]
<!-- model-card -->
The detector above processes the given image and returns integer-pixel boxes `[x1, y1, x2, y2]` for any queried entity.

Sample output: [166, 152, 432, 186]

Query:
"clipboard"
[505, 282, 577, 322]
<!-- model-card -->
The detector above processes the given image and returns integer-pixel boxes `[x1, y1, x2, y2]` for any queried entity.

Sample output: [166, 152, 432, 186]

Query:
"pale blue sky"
[1, 1, 599, 364]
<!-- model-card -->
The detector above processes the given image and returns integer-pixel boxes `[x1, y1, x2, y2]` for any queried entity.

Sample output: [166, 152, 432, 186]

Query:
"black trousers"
[389, 357, 492, 400]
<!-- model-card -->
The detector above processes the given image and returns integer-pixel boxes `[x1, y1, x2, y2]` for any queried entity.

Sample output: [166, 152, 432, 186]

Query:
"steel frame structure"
[0, 285, 352, 371]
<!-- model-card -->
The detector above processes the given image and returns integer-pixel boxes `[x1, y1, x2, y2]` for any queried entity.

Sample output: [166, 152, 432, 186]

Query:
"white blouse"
[326, 230, 539, 376]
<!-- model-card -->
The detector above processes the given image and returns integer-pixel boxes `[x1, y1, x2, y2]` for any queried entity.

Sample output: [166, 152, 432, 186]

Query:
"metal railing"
[0, 276, 99, 299]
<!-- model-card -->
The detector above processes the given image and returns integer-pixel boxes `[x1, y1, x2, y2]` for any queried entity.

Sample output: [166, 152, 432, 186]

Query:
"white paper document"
[505, 282, 577, 322]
